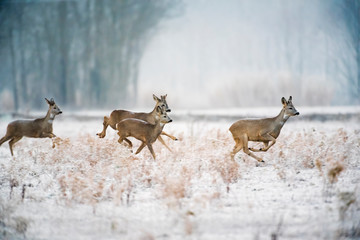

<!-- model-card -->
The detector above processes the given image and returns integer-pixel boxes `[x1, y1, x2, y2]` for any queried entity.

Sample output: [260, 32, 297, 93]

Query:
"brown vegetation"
[0, 120, 359, 239]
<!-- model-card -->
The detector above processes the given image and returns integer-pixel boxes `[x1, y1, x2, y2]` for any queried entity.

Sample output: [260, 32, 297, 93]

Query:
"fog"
[0, 2, 359, 238]
[138, 0, 360, 109]
[0, 0, 359, 111]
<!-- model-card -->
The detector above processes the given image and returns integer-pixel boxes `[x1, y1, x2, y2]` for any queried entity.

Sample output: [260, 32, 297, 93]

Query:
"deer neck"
[149, 106, 158, 117]
[45, 108, 56, 125]
[275, 108, 290, 128]
[151, 117, 164, 136]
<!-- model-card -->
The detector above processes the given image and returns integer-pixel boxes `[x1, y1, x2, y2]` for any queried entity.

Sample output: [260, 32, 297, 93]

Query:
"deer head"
[153, 94, 171, 112]
[281, 96, 299, 117]
[45, 98, 62, 116]
[156, 105, 172, 124]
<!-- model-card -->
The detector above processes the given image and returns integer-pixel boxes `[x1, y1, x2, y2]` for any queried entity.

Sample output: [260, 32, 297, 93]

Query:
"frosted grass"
[0, 115, 359, 239]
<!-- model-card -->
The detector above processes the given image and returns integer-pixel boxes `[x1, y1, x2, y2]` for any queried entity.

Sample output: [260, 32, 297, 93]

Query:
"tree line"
[0, 0, 181, 111]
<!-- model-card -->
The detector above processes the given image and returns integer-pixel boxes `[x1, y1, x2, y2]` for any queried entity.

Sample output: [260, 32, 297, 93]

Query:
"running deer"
[97, 94, 177, 151]
[229, 96, 299, 163]
[116, 105, 172, 159]
[0, 98, 62, 156]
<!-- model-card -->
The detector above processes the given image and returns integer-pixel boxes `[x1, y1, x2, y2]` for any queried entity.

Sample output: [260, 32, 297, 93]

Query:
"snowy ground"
[0, 109, 359, 240]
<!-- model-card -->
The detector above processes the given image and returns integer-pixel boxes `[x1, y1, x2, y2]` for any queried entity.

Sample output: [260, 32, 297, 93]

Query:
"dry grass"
[328, 161, 345, 184]
[1, 123, 358, 205]
[0, 121, 359, 239]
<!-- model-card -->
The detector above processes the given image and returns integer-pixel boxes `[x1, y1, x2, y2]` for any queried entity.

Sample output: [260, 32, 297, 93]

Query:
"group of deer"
[0, 95, 299, 163]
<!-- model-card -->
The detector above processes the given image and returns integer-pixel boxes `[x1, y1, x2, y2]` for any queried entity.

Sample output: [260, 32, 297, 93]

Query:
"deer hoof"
[97, 133, 105, 138]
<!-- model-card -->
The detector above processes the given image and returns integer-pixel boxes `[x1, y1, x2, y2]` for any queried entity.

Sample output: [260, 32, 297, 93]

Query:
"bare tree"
[0, 0, 182, 110]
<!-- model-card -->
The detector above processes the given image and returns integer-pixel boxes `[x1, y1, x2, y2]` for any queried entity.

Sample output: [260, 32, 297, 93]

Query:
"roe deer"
[116, 105, 172, 160]
[0, 98, 62, 156]
[97, 94, 177, 151]
[229, 96, 299, 163]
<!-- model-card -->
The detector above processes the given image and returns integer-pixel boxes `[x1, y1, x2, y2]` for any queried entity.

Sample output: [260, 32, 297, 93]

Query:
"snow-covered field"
[0, 109, 359, 240]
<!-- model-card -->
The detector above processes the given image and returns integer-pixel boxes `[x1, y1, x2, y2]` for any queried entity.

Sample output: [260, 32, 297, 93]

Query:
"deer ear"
[46, 98, 55, 106]
[161, 94, 167, 100]
[156, 106, 161, 113]
[288, 96, 292, 103]
[281, 97, 287, 106]
[153, 94, 160, 102]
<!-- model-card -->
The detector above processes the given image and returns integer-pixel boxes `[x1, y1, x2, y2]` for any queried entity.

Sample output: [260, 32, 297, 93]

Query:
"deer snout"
[59, 111, 63, 114]
[169, 119, 173, 123]
[295, 112, 299, 115]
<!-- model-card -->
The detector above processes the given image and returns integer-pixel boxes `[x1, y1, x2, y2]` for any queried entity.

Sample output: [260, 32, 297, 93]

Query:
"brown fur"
[229, 96, 299, 162]
[97, 94, 177, 151]
[0, 98, 62, 156]
[117, 106, 172, 159]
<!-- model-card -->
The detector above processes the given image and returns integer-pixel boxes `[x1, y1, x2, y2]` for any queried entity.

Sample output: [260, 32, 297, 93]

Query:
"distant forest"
[0, 0, 359, 111]
[0, 0, 181, 111]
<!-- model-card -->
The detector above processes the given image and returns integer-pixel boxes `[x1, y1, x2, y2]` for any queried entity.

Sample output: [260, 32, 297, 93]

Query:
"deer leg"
[39, 132, 55, 138]
[157, 136, 172, 152]
[252, 141, 272, 152]
[161, 131, 178, 141]
[230, 138, 243, 161]
[249, 141, 268, 152]
[9, 137, 22, 156]
[39, 132, 57, 148]
[242, 135, 264, 162]
[97, 116, 109, 138]
[261, 137, 276, 151]
[0, 135, 12, 146]
[117, 134, 125, 145]
[124, 138, 133, 152]
[124, 138, 133, 148]
[146, 143, 156, 160]
[250, 141, 269, 151]
[117, 136, 132, 152]
[135, 142, 146, 155]
[249, 135, 276, 152]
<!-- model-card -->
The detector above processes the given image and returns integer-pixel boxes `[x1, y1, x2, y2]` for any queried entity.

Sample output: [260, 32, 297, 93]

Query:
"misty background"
[0, 0, 359, 112]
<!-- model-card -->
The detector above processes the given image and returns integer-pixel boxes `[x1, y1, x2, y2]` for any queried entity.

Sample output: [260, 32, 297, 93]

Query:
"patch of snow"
[0, 114, 359, 239]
